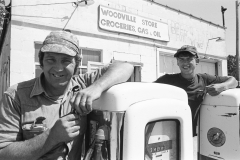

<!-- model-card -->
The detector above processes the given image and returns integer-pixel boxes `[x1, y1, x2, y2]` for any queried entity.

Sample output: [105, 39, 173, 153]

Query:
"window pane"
[82, 49, 101, 66]
[76, 68, 87, 75]
[35, 65, 42, 77]
[159, 55, 180, 74]
[35, 43, 42, 63]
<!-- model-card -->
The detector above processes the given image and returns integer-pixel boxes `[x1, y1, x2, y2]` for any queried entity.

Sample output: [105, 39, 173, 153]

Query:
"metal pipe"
[236, 1, 239, 81]
[221, 6, 227, 27]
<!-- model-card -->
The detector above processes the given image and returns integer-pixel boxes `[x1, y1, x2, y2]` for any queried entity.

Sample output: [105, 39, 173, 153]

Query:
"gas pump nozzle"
[71, 86, 80, 114]
[193, 89, 207, 121]
[62, 86, 80, 117]
[84, 125, 110, 160]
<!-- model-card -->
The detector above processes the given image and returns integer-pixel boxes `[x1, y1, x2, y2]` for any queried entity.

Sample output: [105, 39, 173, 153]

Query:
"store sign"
[99, 5, 169, 41]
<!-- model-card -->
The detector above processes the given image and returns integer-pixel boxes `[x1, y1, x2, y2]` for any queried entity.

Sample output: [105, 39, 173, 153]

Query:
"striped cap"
[41, 30, 80, 56]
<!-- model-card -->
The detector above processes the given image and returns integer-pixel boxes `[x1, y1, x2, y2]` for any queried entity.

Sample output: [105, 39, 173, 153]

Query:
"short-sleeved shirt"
[0, 65, 109, 160]
[154, 73, 228, 135]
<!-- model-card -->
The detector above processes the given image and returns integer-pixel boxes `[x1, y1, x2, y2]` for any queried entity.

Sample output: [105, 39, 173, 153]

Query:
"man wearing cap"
[0, 30, 134, 160]
[154, 45, 237, 136]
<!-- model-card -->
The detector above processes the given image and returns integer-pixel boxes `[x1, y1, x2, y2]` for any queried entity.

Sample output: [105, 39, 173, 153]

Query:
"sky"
[154, 0, 237, 56]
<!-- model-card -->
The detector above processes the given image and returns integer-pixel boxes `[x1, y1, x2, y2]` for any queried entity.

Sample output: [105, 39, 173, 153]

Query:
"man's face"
[41, 52, 76, 92]
[177, 54, 198, 76]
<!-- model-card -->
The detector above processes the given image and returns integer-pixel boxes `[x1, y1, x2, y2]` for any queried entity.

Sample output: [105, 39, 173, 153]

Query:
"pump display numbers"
[145, 120, 179, 160]
[147, 140, 172, 153]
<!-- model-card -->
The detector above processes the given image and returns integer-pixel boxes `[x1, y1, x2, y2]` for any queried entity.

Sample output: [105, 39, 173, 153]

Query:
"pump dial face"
[207, 127, 226, 147]
[145, 120, 178, 160]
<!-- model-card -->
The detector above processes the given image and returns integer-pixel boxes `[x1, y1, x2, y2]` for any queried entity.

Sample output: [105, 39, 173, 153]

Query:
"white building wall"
[9, 0, 227, 85]
[10, 26, 48, 85]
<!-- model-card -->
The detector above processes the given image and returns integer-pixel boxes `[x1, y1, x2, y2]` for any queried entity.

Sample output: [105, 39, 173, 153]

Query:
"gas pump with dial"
[199, 89, 240, 160]
[85, 82, 193, 160]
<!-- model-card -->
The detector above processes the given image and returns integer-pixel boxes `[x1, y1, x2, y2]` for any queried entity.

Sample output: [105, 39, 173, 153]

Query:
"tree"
[227, 55, 237, 78]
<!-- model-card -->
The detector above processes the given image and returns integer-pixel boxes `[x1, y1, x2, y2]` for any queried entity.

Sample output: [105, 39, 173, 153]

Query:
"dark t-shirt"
[154, 73, 228, 136]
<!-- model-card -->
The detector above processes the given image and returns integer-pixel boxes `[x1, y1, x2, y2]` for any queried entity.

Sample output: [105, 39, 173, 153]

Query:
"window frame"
[78, 47, 103, 74]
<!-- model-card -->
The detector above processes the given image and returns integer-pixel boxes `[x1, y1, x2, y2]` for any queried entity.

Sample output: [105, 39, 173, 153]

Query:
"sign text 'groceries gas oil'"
[99, 5, 169, 41]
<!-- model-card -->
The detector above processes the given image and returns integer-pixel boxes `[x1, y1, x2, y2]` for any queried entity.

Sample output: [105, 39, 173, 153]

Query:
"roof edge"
[149, 0, 226, 30]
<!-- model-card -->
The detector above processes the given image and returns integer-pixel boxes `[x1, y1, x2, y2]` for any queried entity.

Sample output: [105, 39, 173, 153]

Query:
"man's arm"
[0, 129, 53, 160]
[71, 62, 134, 115]
[90, 61, 134, 90]
[206, 76, 238, 96]
[0, 113, 82, 160]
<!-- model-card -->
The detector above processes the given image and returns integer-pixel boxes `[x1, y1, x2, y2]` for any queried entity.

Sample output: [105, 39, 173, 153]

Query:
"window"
[111, 60, 143, 82]
[34, 42, 42, 77]
[34, 42, 102, 77]
[77, 48, 102, 75]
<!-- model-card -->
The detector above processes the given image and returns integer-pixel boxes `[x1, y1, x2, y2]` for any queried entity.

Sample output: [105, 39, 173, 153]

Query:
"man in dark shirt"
[154, 45, 237, 136]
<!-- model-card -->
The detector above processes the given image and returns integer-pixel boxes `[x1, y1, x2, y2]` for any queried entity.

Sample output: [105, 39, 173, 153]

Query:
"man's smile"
[182, 65, 191, 70]
[51, 73, 64, 78]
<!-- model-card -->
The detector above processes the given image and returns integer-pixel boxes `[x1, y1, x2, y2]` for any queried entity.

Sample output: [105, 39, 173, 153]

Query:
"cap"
[40, 30, 80, 56]
[174, 45, 199, 58]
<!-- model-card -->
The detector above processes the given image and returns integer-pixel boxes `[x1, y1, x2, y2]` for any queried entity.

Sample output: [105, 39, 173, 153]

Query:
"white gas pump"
[84, 82, 193, 160]
[199, 89, 240, 160]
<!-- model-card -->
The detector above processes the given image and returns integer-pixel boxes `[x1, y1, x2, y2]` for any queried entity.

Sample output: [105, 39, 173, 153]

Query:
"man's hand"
[70, 85, 103, 115]
[69, 62, 133, 115]
[48, 114, 84, 145]
[206, 84, 226, 96]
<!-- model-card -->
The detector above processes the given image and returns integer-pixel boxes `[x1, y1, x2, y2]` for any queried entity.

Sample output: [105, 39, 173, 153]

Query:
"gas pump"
[84, 82, 193, 160]
[199, 88, 240, 160]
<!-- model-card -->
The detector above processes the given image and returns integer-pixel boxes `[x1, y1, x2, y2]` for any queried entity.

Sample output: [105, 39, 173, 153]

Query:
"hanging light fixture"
[74, 0, 95, 7]
[204, 37, 225, 58]
[63, 0, 94, 30]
